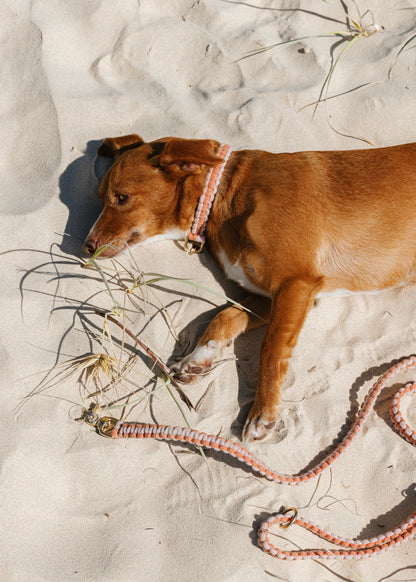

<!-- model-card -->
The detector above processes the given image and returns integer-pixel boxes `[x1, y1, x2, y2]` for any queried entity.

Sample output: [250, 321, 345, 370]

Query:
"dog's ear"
[97, 134, 144, 158]
[158, 138, 224, 176]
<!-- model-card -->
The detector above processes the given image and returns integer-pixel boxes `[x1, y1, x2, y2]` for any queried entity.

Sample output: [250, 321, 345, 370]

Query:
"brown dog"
[84, 135, 416, 442]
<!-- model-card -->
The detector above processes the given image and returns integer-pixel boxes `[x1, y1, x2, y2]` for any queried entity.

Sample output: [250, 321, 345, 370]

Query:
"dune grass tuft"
[237, 0, 416, 144]
[21, 243, 251, 437]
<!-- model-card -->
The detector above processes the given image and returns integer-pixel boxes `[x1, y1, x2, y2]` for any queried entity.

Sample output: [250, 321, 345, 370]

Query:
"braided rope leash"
[85, 356, 416, 560]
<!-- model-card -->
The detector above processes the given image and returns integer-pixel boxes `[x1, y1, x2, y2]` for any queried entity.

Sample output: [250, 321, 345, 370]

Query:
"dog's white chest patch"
[217, 249, 270, 297]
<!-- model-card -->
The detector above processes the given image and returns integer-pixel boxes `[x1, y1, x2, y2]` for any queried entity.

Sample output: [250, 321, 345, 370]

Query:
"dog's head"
[83, 134, 225, 258]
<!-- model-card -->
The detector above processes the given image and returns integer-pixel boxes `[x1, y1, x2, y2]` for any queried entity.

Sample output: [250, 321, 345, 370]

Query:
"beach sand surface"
[1, 1, 416, 580]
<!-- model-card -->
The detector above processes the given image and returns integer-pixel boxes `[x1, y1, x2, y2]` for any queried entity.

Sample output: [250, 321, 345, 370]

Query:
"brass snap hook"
[96, 416, 118, 438]
[279, 507, 298, 529]
[184, 236, 204, 254]
[75, 403, 117, 438]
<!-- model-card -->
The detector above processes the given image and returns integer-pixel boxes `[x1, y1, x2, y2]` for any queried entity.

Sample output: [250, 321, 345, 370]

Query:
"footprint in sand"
[322, 346, 355, 372]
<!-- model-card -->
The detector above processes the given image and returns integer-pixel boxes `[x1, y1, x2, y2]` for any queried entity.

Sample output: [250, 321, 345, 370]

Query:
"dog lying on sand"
[84, 134, 416, 441]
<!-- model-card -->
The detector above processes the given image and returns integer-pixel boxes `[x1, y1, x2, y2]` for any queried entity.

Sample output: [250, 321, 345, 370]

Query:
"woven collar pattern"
[185, 143, 233, 253]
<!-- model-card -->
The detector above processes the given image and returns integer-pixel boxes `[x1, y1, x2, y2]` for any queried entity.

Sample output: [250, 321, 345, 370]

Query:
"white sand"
[1, 1, 416, 580]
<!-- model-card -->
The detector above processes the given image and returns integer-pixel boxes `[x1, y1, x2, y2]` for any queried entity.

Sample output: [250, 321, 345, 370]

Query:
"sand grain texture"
[1, 1, 416, 580]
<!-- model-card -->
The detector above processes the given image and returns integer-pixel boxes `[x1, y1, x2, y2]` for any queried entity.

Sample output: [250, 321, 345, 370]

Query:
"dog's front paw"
[171, 340, 219, 384]
[242, 405, 278, 442]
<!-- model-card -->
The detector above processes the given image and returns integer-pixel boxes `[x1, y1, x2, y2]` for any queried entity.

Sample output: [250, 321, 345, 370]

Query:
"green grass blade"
[83, 242, 124, 264]
[89, 258, 122, 314]
[141, 272, 266, 321]
[103, 377, 169, 412]
[163, 375, 212, 470]
[388, 32, 416, 80]
[322, 35, 360, 103]
[164, 374, 192, 428]
[238, 32, 343, 61]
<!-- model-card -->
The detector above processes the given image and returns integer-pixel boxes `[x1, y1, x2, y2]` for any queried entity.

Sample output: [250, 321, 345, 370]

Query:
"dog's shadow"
[59, 140, 114, 256]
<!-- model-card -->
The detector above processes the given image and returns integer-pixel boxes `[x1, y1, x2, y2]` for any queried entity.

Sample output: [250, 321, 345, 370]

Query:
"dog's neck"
[184, 144, 233, 254]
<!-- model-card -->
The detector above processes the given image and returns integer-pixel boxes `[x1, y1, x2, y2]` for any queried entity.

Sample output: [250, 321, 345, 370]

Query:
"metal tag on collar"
[184, 236, 205, 254]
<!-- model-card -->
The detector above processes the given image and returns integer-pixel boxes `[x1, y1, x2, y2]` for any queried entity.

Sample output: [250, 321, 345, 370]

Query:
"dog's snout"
[84, 237, 98, 255]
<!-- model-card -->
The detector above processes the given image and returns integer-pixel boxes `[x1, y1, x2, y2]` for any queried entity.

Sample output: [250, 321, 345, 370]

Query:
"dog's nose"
[84, 238, 97, 255]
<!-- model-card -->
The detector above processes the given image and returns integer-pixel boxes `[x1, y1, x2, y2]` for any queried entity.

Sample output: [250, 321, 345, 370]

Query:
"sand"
[1, 1, 416, 580]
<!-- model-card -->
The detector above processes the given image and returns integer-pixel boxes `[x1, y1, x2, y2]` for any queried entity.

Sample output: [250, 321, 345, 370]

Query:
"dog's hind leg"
[242, 276, 324, 442]
[171, 294, 270, 383]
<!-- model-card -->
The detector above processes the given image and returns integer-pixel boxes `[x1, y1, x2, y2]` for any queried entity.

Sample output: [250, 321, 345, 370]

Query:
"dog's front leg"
[172, 294, 271, 383]
[242, 276, 324, 442]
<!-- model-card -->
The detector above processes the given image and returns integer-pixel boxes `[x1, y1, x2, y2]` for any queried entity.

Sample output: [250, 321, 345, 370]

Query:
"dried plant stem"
[94, 309, 172, 378]
[94, 310, 214, 470]
[94, 309, 195, 411]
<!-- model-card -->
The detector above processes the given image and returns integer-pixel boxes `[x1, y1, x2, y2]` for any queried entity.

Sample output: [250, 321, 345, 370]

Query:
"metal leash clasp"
[184, 236, 205, 255]
[75, 403, 118, 438]
[279, 507, 298, 529]
[75, 402, 100, 426]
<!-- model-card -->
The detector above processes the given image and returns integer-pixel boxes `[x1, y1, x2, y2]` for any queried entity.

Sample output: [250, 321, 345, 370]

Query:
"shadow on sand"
[58, 139, 114, 257]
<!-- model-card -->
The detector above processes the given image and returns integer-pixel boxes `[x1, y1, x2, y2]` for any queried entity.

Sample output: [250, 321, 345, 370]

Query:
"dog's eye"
[115, 193, 129, 205]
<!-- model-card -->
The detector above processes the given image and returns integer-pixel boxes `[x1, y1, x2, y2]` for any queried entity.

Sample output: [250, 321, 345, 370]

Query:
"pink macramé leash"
[88, 356, 416, 560]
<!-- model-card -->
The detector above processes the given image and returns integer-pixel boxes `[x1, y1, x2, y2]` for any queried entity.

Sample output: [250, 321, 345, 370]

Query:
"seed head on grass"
[77, 352, 119, 394]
